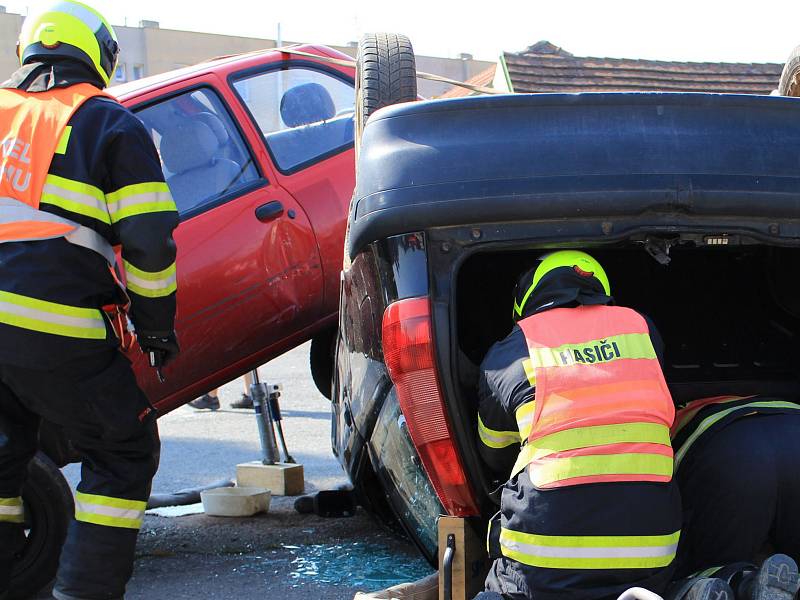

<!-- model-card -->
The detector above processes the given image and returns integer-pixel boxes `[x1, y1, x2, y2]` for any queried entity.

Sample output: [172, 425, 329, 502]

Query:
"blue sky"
[7, 0, 800, 64]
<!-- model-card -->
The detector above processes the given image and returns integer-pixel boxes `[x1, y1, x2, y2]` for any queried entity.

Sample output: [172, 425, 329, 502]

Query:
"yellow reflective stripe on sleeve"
[40, 174, 111, 225]
[674, 401, 800, 470]
[530, 333, 656, 368]
[515, 401, 536, 441]
[54, 126, 72, 155]
[74, 492, 146, 530]
[478, 415, 520, 449]
[123, 260, 177, 298]
[500, 527, 680, 569]
[511, 422, 672, 477]
[522, 358, 536, 386]
[0, 290, 106, 339]
[106, 182, 176, 223]
[530, 453, 673, 488]
[0, 496, 24, 523]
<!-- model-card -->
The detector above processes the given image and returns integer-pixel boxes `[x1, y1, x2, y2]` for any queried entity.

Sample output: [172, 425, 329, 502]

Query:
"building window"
[114, 64, 126, 82]
[132, 64, 144, 80]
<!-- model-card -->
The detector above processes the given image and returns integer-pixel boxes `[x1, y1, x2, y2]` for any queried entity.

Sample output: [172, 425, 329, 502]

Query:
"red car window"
[232, 67, 354, 173]
[136, 87, 261, 216]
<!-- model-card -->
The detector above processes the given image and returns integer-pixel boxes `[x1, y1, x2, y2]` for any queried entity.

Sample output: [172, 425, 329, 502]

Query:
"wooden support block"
[236, 461, 305, 496]
[438, 516, 490, 600]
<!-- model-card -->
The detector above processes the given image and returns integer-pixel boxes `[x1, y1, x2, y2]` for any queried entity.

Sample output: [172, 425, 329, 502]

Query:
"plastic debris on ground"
[145, 502, 206, 517]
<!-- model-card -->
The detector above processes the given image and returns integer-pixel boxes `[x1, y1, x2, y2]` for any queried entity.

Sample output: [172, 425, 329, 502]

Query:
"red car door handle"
[255, 201, 284, 222]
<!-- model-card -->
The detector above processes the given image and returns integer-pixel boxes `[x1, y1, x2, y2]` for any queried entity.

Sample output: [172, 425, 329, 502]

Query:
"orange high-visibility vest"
[513, 305, 675, 489]
[0, 83, 111, 243]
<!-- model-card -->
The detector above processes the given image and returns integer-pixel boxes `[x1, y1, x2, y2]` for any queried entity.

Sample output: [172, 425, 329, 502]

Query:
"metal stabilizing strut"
[249, 369, 279, 465]
[248, 369, 294, 464]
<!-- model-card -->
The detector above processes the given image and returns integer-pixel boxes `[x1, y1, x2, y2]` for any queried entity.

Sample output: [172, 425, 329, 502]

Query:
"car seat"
[160, 114, 241, 212]
[267, 83, 354, 170]
[280, 82, 336, 126]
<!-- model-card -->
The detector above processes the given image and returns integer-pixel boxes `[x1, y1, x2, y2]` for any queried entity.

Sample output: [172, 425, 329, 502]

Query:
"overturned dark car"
[332, 88, 800, 563]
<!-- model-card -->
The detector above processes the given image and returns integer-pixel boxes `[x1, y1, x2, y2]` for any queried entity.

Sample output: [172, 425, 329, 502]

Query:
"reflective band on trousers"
[674, 400, 800, 470]
[0, 497, 24, 523]
[0, 197, 116, 265]
[0, 289, 106, 339]
[123, 259, 177, 298]
[75, 492, 146, 530]
[500, 527, 680, 570]
[478, 415, 520, 449]
[512, 422, 672, 478]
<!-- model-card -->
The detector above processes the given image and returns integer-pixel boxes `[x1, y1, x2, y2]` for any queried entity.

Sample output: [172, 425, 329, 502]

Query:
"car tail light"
[382, 297, 480, 517]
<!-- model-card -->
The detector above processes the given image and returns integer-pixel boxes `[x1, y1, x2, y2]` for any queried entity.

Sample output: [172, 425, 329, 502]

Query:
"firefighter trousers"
[484, 473, 682, 600]
[0, 348, 159, 600]
[676, 413, 800, 577]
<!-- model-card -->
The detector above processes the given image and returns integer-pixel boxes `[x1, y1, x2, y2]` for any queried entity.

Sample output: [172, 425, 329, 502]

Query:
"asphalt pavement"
[61, 342, 433, 599]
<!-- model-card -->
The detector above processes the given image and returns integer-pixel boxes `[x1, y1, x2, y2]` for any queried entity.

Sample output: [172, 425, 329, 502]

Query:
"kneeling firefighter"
[0, 2, 179, 599]
[669, 395, 800, 600]
[475, 251, 724, 600]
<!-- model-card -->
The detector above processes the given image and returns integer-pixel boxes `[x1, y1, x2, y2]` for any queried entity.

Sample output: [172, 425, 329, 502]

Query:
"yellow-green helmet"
[513, 250, 611, 319]
[17, 1, 119, 86]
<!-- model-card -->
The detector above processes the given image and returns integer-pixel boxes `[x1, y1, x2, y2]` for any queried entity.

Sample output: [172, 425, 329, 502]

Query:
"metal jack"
[249, 369, 279, 465]
[267, 385, 295, 463]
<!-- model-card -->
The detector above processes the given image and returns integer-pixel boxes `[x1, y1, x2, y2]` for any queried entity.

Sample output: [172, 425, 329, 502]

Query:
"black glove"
[138, 330, 180, 367]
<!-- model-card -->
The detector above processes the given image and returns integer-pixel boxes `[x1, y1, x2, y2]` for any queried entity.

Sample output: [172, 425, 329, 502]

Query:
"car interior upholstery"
[160, 113, 242, 212]
[266, 82, 354, 171]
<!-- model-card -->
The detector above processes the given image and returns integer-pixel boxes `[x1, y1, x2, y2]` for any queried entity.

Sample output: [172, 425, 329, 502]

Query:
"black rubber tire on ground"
[10, 453, 73, 600]
[779, 45, 800, 96]
[355, 33, 417, 148]
[310, 327, 337, 400]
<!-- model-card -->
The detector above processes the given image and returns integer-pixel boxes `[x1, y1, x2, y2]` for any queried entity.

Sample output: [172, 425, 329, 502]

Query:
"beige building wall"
[0, 9, 491, 97]
[0, 9, 23, 83]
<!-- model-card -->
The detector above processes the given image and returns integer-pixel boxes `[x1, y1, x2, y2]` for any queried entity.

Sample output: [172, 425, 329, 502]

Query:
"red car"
[119, 43, 355, 409]
[16, 45, 355, 598]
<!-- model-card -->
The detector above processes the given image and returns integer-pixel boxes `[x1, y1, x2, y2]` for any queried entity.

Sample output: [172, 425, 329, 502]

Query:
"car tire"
[779, 45, 800, 96]
[310, 327, 337, 400]
[355, 33, 417, 149]
[10, 453, 73, 600]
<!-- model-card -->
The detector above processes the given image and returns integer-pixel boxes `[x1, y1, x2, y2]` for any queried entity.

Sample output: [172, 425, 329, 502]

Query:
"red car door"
[228, 61, 356, 318]
[128, 76, 323, 407]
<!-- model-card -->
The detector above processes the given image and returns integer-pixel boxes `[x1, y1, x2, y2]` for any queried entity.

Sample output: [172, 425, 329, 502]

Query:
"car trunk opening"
[450, 242, 800, 497]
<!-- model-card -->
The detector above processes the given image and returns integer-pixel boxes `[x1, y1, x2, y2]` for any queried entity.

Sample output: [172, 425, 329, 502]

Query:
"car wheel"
[779, 45, 800, 96]
[10, 453, 73, 600]
[355, 33, 417, 150]
[310, 327, 337, 400]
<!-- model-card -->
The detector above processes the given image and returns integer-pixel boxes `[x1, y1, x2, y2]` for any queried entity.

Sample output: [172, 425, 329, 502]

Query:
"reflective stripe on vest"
[0, 84, 112, 243]
[0, 196, 116, 265]
[0, 496, 24, 523]
[499, 527, 680, 570]
[673, 399, 800, 470]
[74, 491, 146, 530]
[516, 305, 675, 488]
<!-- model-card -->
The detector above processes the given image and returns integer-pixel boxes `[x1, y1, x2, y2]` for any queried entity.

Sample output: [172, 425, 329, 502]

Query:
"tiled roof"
[503, 41, 783, 95]
[438, 65, 496, 98]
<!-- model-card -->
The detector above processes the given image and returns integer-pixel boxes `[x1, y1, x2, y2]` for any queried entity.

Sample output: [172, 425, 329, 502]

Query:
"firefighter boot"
[666, 577, 734, 600]
[740, 554, 800, 600]
[686, 578, 734, 600]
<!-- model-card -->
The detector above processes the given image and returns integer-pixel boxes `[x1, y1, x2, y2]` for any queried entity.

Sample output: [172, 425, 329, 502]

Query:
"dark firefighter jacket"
[0, 60, 178, 368]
